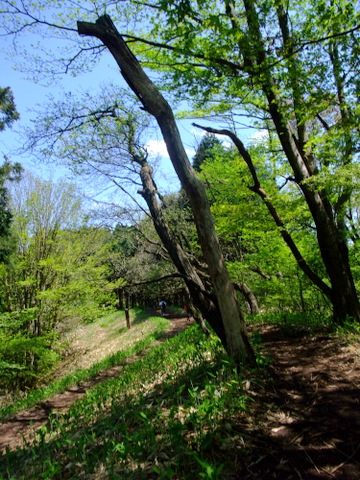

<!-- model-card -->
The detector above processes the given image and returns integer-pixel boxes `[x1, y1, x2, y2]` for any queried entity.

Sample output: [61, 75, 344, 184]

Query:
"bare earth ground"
[233, 325, 360, 479]
[268, 327, 360, 479]
[0, 315, 359, 479]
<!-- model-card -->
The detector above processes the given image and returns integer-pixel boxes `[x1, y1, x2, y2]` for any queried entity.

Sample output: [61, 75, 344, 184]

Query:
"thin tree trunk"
[125, 306, 130, 329]
[233, 281, 260, 314]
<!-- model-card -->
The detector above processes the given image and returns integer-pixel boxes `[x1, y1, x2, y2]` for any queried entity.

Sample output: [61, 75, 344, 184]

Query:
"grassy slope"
[0, 309, 170, 422]
[0, 311, 264, 480]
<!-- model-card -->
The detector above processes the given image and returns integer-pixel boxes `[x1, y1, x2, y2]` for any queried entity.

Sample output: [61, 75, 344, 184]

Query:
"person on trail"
[159, 299, 167, 317]
[183, 304, 191, 322]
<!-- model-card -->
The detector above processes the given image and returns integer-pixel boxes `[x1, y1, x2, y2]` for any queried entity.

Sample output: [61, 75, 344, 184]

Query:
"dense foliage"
[0, 174, 119, 391]
[197, 136, 332, 315]
[0, 86, 19, 132]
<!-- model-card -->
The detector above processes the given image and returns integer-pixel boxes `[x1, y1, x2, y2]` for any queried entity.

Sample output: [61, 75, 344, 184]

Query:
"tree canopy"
[1, 0, 360, 330]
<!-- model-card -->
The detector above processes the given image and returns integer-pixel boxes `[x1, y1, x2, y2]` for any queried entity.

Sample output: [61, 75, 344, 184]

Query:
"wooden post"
[118, 288, 124, 310]
[125, 306, 131, 329]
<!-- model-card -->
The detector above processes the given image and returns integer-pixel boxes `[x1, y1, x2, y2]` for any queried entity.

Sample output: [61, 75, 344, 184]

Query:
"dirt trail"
[248, 325, 360, 479]
[0, 318, 359, 480]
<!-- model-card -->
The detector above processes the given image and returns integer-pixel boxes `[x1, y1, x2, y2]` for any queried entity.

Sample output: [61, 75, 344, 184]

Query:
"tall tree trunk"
[241, 0, 360, 323]
[270, 105, 360, 323]
[78, 15, 255, 364]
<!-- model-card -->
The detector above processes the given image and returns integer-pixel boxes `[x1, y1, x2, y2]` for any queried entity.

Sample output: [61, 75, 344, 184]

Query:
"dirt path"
[250, 325, 360, 479]
[0, 318, 359, 480]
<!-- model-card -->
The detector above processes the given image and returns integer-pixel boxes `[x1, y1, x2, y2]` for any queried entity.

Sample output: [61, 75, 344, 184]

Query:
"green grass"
[0, 321, 263, 480]
[335, 316, 360, 347]
[247, 310, 360, 347]
[2, 309, 351, 479]
[0, 311, 169, 422]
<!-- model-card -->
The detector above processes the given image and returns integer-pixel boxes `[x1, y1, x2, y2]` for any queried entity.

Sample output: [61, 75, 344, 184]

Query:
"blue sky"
[0, 32, 203, 193]
[0, 23, 258, 204]
[0, 0, 263, 217]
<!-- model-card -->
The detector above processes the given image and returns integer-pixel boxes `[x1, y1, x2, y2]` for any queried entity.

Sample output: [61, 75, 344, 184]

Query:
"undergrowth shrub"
[248, 310, 332, 333]
[335, 316, 360, 343]
[0, 312, 169, 420]
[0, 310, 60, 391]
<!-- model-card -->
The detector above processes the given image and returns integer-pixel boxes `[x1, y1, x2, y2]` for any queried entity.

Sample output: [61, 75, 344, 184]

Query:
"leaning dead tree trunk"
[78, 15, 254, 364]
[183, 287, 211, 336]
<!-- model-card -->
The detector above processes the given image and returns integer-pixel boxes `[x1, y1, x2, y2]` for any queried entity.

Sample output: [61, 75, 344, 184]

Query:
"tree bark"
[138, 161, 228, 346]
[77, 15, 255, 364]
[269, 93, 360, 323]
[125, 306, 131, 329]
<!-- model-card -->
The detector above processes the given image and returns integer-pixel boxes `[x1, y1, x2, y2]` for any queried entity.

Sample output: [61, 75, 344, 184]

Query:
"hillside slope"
[0, 313, 359, 479]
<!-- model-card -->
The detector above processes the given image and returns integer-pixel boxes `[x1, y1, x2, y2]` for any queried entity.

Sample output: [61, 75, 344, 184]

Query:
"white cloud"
[146, 139, 169, 157]
[249, 129, 269, 142]
[146, 138, 196, 159]
[185, 147, 196, 157]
